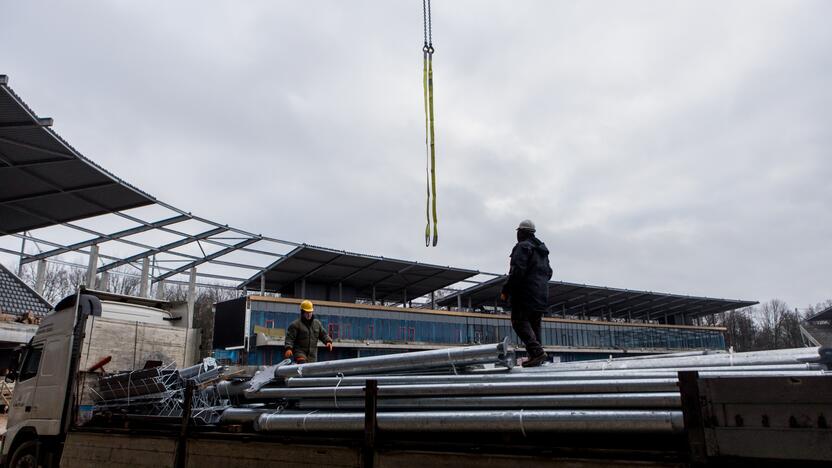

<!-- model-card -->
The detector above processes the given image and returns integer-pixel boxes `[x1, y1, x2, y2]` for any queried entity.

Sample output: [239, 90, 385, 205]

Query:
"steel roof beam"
[610, 296, 694, 320]
[97, 226, 228, 273]
[103, 209, 280, 260]
[380, 267, 455, 302]
[2, 203, 261, 272]
[300, 253, 345, 280]
[153, 237, 260, 283]
[0, 180, 116, 204]
[0, 135, 74, 159]
[0, 155, 81, 169]
[333, 259, 384, 283]
[0, 118, 53, 129]
[21, 214, 190, 264]
[369, 264, 417, 290]
[581, 291, 630, 313]
[547, 285, 598, 310]
[37, 254, 246, 284]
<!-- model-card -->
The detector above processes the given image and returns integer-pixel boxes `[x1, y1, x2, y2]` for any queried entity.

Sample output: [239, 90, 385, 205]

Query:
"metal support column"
[339, 282, 343, 302]
[187, 267, 197, 328]
[430, 291, 435, 310]
[372, 286, 376, 305]
[156, 279, 166, 300]
[457, 294, 462, 312]
[139, 257, 150, 297]
[86, 244, 99, 289]
[99, 271, 109, 292]
[34, 259, 47, 295]
[260, 275, 265, 295]
[17, 235, 26, 276]
[301, 278, 306, 298]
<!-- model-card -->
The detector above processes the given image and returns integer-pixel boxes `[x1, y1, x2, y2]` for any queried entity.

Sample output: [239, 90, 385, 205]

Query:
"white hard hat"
[517, 219, 536, 232]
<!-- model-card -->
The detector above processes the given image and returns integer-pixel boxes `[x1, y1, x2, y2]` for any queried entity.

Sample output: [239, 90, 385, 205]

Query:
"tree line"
[703, 298, 831, 351]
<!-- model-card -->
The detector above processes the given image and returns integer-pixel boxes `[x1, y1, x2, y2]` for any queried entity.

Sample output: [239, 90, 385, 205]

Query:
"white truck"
[1, 288, 198, 468]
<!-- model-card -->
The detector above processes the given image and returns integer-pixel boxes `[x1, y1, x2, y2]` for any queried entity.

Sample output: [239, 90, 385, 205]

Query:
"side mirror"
[5, 369, 18, 383]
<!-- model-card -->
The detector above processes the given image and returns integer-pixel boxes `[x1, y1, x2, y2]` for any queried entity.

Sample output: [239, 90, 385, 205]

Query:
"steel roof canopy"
[436, 275, 757, 319]
[240, 245, 478, 303]
[0, 76, 155, 233]
[806, 305, 832, 323]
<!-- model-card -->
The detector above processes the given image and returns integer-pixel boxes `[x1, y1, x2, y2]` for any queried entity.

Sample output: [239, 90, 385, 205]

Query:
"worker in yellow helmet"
[283, 300, 333, 363]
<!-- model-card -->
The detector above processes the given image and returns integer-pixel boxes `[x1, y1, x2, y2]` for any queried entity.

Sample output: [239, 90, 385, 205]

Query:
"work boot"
[522, 352, 548, 368]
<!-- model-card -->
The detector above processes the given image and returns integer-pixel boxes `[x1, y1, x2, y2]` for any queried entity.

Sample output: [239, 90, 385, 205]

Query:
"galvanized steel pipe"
[295, 392, 681, 410]
[250, 378, 678, 400]
[276, 340, 512, 378]
[542, 347, 823, 372]
[254, 409, 685, 433]
[285, 369, 826, 387]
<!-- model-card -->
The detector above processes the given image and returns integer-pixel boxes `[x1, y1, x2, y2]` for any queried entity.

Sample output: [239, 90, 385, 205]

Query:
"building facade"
[213, 295, 727, 365]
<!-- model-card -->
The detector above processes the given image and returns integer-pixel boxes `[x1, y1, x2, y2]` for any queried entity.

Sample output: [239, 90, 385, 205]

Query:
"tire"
[8, 440, 52, 468]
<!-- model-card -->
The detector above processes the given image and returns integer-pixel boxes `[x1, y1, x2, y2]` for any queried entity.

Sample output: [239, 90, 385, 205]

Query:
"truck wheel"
[8, 440, 50, 468]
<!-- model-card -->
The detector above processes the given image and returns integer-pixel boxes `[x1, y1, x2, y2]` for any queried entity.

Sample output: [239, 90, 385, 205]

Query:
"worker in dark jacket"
[500, 220, 553, 367]
[284, 300, 333, 364]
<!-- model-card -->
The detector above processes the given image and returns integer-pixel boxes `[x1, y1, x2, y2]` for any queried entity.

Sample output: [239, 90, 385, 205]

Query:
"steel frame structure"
[0, 75, 754, 322]
[0, 75, 493, 300]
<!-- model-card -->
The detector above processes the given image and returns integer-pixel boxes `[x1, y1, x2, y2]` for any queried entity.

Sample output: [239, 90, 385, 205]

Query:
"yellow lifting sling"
[423, 0, 438, 246]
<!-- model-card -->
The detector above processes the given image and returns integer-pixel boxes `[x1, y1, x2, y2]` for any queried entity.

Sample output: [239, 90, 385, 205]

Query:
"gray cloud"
[1, 1, 830, 307]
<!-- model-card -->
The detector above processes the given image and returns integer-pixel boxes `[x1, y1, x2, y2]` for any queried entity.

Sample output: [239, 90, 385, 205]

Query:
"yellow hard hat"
[300, 300, 314, 313]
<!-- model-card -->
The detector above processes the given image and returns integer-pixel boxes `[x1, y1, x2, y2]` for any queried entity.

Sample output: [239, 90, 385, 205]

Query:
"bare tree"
[17, 261, 86, 305]
[778, 309, 805, 348]
[720, 308, 757, 352]
[101, 266, 141, 296]
[755, 299, 790, 349]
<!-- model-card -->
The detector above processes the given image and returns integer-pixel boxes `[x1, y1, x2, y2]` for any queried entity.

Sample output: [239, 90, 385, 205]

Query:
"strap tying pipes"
[301, 410, 318, 432]
[333, 373, 344, 409]
[447, 349, 458, 375]
[519, 409, 528, 437]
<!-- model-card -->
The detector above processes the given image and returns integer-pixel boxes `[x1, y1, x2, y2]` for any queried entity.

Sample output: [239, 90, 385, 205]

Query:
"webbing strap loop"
[422, 0, 437, 247]
[423, 49, 431, 247]
[427, 50, 438, 247]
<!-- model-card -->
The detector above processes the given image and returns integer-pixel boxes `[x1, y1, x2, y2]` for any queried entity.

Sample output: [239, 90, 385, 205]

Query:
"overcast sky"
[2, 1, 830, 308]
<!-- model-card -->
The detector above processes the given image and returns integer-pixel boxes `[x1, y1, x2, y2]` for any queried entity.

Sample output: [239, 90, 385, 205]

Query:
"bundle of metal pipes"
[216, 344, 830, 435]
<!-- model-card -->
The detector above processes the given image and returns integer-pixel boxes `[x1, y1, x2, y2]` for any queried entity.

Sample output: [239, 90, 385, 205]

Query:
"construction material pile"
[214, 342, 830, 435]
[92, 358, 225, 424]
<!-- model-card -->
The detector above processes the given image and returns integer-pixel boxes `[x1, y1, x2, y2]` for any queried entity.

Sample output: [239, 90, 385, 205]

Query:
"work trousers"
[511, 309, 544, 358]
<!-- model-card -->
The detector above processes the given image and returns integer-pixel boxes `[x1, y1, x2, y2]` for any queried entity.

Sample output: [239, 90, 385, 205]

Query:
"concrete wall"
[81, 316, 200, 372]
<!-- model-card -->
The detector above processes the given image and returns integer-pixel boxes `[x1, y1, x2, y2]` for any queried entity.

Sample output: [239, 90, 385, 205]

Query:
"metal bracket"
[678, 371, 707, 465]
[363, 380, 379, 468]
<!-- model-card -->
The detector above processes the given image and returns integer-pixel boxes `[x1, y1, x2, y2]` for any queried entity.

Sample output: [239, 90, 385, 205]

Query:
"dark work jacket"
[285, 317, 332, 363]
[501, 236, 553, 317]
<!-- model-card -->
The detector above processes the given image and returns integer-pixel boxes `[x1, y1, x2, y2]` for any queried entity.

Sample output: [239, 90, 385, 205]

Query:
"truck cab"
[1, 288, 197, 468]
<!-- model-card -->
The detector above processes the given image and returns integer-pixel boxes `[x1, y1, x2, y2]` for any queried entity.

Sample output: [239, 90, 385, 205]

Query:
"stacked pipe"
[218, 344, 829, 435]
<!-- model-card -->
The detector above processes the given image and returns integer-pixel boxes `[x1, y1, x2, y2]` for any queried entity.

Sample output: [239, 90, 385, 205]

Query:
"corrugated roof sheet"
[240, 245, 478, 303]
